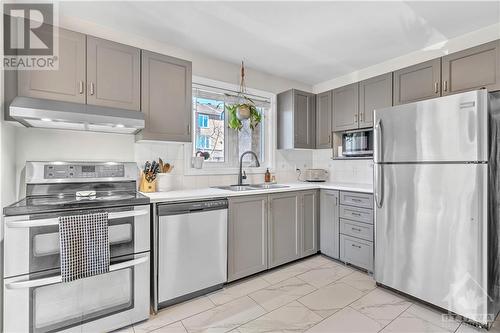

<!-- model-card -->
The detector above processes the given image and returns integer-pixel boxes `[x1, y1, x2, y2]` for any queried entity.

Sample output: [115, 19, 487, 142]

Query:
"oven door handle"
[6, 209, 149, 228]
[5, 255, 149, 290]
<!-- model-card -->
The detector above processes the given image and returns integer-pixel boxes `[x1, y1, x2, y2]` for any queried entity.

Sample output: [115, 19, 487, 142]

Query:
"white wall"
[313, 149, 373, 185]
[313, 22, 500, 93]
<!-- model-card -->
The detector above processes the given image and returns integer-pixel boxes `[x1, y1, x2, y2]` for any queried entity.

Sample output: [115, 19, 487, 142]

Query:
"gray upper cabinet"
[137, 51, 192, 142]
[393, 58, 441, 105]
[358, 73, 392, 128]
[228, 195, 268, 282]
[86, 36, 141, 111]
[268, 192, 300, 268]
[300, 190, 319, 257]
[442, 40, 500, 95]
[18, 27, 86, 104]
[316, 91, 333, 148]
[320, 190, 340, 259]
[333, 83, 359, 131]
[277, 89, 316, 149]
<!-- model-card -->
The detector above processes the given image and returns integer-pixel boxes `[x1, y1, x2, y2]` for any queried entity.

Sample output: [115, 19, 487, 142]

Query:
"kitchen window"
[187, 78, 275, 174]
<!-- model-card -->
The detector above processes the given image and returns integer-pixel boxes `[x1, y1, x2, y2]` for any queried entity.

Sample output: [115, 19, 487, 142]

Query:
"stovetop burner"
[3, 161, 150, 216]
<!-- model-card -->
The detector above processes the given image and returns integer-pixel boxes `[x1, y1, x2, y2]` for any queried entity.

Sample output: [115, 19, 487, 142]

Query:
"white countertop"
[142, 182, 373, 203]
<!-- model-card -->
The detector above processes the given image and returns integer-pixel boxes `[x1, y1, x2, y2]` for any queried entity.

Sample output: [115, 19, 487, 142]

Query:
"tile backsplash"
[312, 149, 373, 185]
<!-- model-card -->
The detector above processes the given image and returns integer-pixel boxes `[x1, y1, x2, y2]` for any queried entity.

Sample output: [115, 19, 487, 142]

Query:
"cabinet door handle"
[434, 82, 439, 94]
[328, 134, 331, 143]
[443, 80, 448, 92]
[78, 81, 84, 94]
[89, 82, 95, 95]
[354, 114, 358, 123]
[335, 197, 338, 206]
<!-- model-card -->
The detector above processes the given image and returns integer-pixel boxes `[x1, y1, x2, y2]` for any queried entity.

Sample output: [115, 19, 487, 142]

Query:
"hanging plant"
[225, 61, 263, 131]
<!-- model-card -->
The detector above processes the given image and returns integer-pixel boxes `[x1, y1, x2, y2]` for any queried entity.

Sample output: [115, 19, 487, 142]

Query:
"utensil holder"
[156, 173, 174, 192]
[139, 172, 157, 193]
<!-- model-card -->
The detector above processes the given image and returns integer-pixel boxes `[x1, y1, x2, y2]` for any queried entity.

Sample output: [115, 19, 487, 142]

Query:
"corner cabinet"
[319, 190, 340, 259]
[228, 195, 268, 282]
[277, 89, 316, 149]
[86, 36, 141, 111]
[393, 59, 441, 105]
[333, 83, 359, 131]
[18, 27, 86, 104]
[136, 51, 192, 142]
[316, 90, 333, 148]
[442, 40, 500, 95]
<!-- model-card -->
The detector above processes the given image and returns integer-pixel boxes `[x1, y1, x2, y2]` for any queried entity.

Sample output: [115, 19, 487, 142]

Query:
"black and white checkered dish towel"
[59, 212, 110, 282]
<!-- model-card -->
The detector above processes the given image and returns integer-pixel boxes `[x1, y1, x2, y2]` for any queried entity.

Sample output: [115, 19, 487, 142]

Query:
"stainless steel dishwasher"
[155, 199, 228, 309]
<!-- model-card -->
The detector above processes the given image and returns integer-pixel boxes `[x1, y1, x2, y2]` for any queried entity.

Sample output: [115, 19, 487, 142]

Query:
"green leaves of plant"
[225, 103, 262, 131]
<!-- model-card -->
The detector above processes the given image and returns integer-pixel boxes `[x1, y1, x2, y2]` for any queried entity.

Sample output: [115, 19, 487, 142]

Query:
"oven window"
[32, 268, 134, 333]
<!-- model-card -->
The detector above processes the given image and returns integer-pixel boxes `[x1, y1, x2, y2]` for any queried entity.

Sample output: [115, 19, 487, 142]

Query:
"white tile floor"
[119, 255, 500, 333]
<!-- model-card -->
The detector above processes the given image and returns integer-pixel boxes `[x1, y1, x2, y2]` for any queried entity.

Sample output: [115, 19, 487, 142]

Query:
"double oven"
[3, 162, 151, 333]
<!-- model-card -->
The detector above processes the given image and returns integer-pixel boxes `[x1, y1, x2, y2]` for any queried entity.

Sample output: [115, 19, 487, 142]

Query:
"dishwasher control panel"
[158, 199, 228, 216]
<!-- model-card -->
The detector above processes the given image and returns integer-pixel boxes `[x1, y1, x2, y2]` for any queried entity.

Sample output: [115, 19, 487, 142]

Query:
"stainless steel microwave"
[342, 129, 373, 157]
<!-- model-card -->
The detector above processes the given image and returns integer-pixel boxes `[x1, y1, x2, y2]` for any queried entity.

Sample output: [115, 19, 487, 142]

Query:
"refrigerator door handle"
[374, 118, 383, 163]
[375, 164, 384, 208]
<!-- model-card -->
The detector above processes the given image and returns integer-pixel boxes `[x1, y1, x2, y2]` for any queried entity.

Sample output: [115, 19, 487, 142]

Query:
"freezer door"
[374, 90, 488, 163]
[374, 163, 489, 324]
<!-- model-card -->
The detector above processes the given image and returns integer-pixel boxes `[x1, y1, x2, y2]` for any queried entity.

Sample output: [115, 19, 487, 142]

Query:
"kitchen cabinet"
[339, 191, 374, 272]
[358, 73, 392, 128]
[18, 27, 86, 104]
[268, 192, 300, 268]
[393, 59, 441, 105]
[300, 190, 319, 257]
[333, 83, 359, 131]
[137, 51, 192, 142]
[86, 36, 141, 111]
[442, 40, 500, 95]
[228, 195, 268, 282]
[319, 190, 339, 259]
[316, 90, 333, 148]
[277, 89, 316, 149]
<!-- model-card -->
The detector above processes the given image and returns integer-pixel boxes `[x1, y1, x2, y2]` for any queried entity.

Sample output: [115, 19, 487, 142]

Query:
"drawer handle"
[351, 198, 362, 202]
[351, 212, 362, 216]
[351, 244, 362, 249]
[351, 227, 362, 232]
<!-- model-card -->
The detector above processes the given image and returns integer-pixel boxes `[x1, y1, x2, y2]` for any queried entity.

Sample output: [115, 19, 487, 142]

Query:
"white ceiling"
[58, 1, 500, 85]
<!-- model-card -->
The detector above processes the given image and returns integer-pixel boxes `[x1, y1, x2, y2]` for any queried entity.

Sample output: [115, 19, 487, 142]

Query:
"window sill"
[184, 166, 271, 176]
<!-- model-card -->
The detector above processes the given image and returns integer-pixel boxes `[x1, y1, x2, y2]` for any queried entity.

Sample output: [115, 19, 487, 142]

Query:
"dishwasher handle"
[157, 199, 228, 216]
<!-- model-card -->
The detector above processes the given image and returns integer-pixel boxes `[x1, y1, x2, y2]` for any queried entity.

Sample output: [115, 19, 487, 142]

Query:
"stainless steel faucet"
[238, 151, 261, 185]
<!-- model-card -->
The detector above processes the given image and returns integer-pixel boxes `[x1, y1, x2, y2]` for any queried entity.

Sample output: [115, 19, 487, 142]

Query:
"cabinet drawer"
[340, 235, 373, 271]
[340, 219, 373, 241]
[340, 191, 373, 208]
[340, 205, 373, 224]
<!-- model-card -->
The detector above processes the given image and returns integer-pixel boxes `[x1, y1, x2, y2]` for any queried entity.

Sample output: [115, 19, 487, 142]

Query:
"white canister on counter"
[156, 173, 175, 192]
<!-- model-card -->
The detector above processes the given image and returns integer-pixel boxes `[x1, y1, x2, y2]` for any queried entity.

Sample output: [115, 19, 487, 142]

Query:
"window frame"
[185, 76, 276, 176]
[197, 114, 209, 128]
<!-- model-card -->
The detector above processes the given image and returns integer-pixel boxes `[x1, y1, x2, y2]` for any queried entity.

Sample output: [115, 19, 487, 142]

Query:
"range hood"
[9, 97, 145, 134]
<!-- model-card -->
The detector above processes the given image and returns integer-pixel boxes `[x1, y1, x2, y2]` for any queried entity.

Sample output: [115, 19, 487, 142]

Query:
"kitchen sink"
[250, 184, 290, 189]
[212, 185, 258, 192]
[212, 184, 290, 191]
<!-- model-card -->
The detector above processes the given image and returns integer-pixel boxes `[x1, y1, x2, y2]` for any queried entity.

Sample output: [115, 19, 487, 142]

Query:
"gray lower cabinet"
[137, 51, 192, 142]
[277, 89, 316, 149]
[442, 40, 500, 95]
[319, 190, 340, 259]
[338, 191, 374, 272]
[228, 195, 268, 282]
[393, 58, 441, 105]
[300, 190, 319, 257]
[358, 73, 392, 128]
[333, 83, 359, 131]
[316, 91, 333, 148]
[268, 192, 301, 268]
[86, 36, 141, 111]
[18, 27, 86, 104]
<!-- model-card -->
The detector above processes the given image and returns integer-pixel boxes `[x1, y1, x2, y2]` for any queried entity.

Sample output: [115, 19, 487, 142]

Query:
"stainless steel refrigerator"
[374, 89, 500, 327]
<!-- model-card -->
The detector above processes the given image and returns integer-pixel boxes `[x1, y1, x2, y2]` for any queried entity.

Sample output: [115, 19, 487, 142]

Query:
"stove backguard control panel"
[44, 164, 125, 179]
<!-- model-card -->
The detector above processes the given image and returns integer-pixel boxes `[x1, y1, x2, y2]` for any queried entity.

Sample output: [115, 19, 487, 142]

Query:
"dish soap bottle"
[265, 168, 271, 183]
